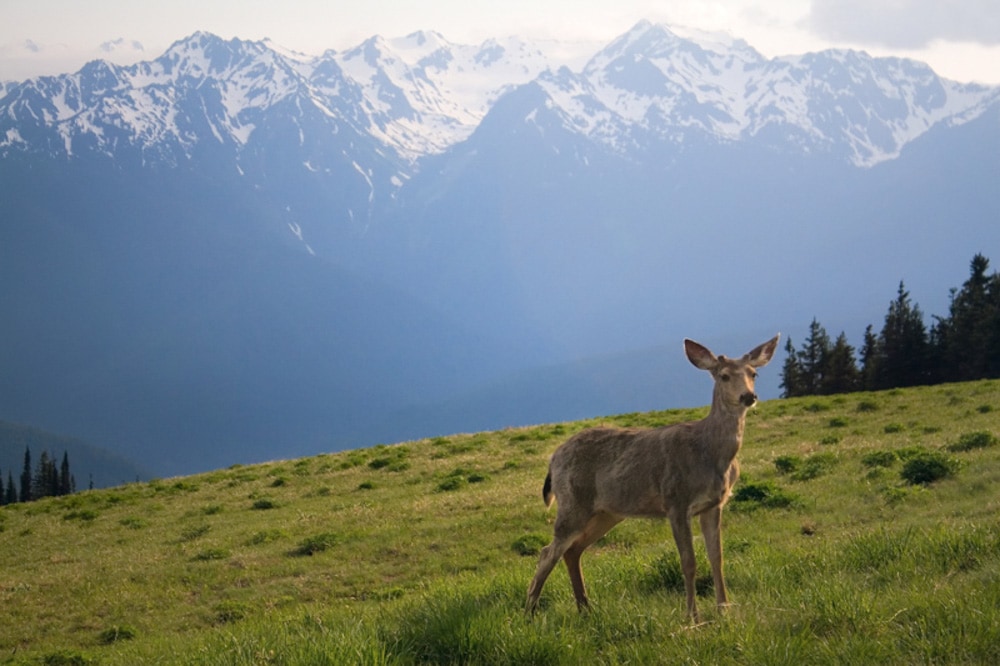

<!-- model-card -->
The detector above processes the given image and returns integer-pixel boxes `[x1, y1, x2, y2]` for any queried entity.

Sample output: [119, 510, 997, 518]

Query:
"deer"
[525, 334, 780, 622]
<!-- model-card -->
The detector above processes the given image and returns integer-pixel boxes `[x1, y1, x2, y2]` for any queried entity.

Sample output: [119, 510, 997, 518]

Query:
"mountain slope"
[0, 155, 535, 475]
[1, 22, 998, 476]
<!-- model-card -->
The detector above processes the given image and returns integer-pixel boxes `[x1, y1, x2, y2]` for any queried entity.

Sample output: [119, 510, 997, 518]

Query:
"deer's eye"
[720, 373, 730, 382]
[750, 370, 758, 379]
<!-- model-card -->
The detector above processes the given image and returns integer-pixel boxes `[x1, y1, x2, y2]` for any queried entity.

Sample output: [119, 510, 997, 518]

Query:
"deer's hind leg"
[562, 512, 621, 610]
[527, 513, 584, 612]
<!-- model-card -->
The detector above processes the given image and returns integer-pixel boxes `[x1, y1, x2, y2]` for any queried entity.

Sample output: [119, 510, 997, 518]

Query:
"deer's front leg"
[699, 505, 729, 611]
[669, 512, 699, 622]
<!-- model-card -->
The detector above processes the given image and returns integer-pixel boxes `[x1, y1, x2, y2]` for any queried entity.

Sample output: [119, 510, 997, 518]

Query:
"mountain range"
[2, 21, 998, 477]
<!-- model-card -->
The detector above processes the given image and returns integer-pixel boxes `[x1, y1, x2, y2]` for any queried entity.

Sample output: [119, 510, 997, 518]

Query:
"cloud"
[806, 0, 1000, 48]
[100, 38, 144, 54]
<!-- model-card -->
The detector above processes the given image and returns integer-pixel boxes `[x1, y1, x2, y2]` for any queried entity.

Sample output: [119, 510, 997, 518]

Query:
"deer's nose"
[740, 392, 757, 407]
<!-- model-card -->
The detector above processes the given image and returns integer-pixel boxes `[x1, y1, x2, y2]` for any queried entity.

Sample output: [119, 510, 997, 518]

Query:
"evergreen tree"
[19, 447, 32, 503]
[987, 270, 1000, 377]
[878, 282, 930, 388]
[798, 319, 832, 395]
[933, 254, 1000, 382]
[859, 324, 882, 391]
[34, 450, 58, 500]
[821, 332, 861, 394]
[780, 337, 806, 397]
[59, 452, 74, 496]
[5, 472, 16, 505]
[0, 470, 4, 506]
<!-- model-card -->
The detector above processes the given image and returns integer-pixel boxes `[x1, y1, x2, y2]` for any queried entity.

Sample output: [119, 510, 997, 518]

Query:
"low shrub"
[511, 534, 548, 556]
[63, 510, 98, 522]
[774, 455, 801, 475]
[731, 480, 798, 510]
[214, 601, 251, 624]
[947, 431, 998, 452]
[247, 529, 287, 545]
[292, 533, 339, 556]
[179, 525, 211, 541]
[192, 548, 230, 561]
[791, 452, 838, 481]
[98, 625, 136, 645]
[436, 476, 466, 492]
[900, 450, 959, 485]
[861, 450, 898, 468]
[42, 651, 93, 666]
[645, 551, 713, 597]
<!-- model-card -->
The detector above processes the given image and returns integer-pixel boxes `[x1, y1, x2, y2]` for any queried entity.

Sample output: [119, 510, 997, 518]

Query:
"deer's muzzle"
[740, 392, 757, 407]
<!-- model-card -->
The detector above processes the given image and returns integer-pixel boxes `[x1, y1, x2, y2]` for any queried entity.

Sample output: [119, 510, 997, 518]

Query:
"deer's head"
[684, 335, 780, 410]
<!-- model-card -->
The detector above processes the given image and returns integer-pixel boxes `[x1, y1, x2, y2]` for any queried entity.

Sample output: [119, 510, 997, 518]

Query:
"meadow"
[1, 380, 999, 665]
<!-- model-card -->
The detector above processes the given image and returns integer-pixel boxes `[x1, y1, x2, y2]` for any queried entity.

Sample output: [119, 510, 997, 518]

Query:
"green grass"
[2, 380, 1000, 664]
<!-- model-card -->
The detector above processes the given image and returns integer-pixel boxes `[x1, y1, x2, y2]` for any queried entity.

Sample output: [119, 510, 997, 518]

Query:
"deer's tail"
[542, 471, 554, 508]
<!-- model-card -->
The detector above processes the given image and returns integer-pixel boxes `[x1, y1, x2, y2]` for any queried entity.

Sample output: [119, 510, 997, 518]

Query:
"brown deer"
[525, 334, 780, 621]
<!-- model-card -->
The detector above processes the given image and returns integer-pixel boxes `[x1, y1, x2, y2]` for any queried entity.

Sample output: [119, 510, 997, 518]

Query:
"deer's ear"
[684, 339, 718, 370]
[745, 334, 781, 367]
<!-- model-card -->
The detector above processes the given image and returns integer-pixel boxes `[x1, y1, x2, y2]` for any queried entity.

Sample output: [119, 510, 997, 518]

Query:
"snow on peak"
[1, 24, 997, 168]
[536, 20, 998, 166]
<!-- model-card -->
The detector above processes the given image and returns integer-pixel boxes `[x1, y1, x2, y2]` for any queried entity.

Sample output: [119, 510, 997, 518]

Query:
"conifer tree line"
[0, 447, 77, 505]
[781, 254, 1000, 397]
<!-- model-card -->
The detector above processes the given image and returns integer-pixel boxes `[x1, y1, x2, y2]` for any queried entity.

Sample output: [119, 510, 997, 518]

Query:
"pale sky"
[1, 0, 999, 84]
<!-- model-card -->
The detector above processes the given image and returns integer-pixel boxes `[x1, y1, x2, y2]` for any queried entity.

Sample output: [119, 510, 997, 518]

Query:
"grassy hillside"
[2, 380, 999, 665]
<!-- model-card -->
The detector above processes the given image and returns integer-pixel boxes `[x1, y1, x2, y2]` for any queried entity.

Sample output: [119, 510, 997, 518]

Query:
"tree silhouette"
[4, 472, 15, 505]
[19, 448, 32, 503]
[877, 282, 930, 388]
[933, 254, 1000, 382]
[821, 332, 861, 395]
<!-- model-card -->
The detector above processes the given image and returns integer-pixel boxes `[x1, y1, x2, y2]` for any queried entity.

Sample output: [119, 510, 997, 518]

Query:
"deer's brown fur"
[525, 335, 780, 621]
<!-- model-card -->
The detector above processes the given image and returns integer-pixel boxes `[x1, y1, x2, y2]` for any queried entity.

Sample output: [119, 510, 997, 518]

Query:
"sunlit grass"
[1, 380, 999, 664]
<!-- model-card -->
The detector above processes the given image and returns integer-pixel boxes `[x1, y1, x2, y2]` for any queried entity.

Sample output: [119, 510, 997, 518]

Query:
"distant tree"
[0, 470, 5, 506]
[59, 452, 74, 496]
[5, 472, 16, 505]
[820, 332, 861, 394]
[34, 450, 58, 500]
[878, 282, 930, 388]
[932, 254, 1000, 382]
[799, 319, 831, 395]
[781, 320, 860, 397]
[19, 447, 32, 503]
[780, 338, 806, 397]
[859, 324, 882, 391]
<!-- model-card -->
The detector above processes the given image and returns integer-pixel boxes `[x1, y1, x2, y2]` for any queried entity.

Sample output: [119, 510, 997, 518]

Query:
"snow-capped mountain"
[2, 21, 999, 477]
[0, 30, 577, 165]
[535, 21, 998, 166]
[2, 21, 996, 170]
[337, 30, 582, 157]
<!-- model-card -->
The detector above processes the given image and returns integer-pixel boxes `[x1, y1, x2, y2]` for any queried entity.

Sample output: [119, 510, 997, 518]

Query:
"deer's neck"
[701, 398, 747, 466]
